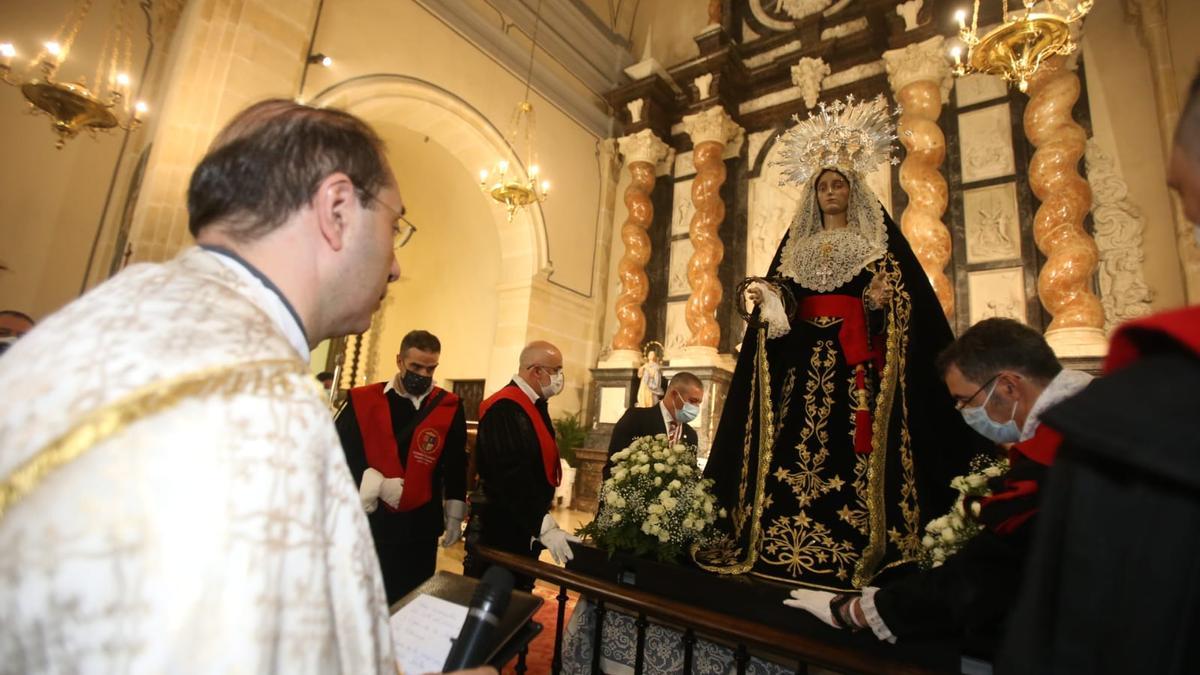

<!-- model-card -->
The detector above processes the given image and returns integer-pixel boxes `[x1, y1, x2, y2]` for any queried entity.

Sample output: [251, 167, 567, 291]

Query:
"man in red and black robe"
[465, 340, 578, 589]
[337, 330, 466, 604]
[998, 67, 1200, 675]
[784, 319, 1091, 660]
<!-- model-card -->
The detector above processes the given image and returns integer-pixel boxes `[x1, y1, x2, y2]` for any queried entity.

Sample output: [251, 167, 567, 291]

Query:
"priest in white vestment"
[0, 100, 442, 674]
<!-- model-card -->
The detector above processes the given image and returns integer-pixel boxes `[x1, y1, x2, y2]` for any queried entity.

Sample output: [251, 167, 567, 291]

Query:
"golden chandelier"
[1, 0, 148, 149]
[478, 0, 550, 222]
[950, 0, 1093, 93]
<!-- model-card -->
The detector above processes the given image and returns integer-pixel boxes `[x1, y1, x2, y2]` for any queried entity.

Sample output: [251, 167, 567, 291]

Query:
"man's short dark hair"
[316, 371, 335, 384]
[936, 318, 1062, 384]
[0, 310, 34, 325]
[668, 371, 703, 391]
[187, 99, 391, 241]
[400, 330, 441, 355]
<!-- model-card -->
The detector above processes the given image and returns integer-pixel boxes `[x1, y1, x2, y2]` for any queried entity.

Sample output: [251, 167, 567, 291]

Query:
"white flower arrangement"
[577, 434, 725, 562]
[920, 454, 1010, 569]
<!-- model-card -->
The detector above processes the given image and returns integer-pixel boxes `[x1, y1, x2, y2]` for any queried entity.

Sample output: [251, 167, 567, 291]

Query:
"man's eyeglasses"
[366, 193, 417, 249]
[955, 373, 999, 411]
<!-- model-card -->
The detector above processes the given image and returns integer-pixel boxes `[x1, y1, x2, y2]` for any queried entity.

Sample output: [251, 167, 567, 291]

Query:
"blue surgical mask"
[960, 380, 1020, 444]
[673, 390, 700, 424]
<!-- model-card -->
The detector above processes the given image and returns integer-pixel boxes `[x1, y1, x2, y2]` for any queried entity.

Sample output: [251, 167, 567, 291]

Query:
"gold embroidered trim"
[0, 359, 309, 520]
[852, 256, 905, 587]
[804, 316, 844, 328]
[694, 324, 776, 575]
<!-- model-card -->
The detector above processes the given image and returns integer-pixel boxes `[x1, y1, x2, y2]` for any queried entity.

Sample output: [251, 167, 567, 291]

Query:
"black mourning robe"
[470, 382, 557, 578]
[337, 387, 467, 604]
[695, 210, 987, 591]
[998, 314, 1200, 674]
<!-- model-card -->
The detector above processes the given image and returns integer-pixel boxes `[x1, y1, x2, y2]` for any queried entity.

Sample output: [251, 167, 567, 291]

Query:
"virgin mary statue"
[693, 96, 986, 591]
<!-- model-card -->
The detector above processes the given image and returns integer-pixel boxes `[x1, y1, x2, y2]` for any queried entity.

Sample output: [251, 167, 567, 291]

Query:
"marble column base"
[1045, 326, 1109, 359]
[598, 349, 643, 369]
[668, 345, 737, 371]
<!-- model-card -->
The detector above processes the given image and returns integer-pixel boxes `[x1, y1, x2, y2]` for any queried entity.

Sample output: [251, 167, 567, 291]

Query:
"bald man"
[466, 341, 579, 587]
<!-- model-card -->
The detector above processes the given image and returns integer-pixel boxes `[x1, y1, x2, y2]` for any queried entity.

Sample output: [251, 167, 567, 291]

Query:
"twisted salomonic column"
[682, 107, 742, 351]
[884, 36, 955, 318]
[1024, 57, 1106, 352]
[611, 130, 671, 357]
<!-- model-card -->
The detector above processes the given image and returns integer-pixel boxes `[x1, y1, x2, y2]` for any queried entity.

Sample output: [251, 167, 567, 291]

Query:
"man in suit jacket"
[604, 371, 704, 481]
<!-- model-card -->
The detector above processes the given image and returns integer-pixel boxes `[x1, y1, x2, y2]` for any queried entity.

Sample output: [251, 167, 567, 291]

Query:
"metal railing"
[473, 544, 951, 675]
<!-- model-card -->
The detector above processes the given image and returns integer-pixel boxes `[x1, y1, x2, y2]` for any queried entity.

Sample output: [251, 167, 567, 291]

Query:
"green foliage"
[553, 411, 587, 468]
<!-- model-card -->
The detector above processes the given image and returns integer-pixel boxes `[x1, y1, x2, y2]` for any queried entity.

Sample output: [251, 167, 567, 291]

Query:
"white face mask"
[541, 370, 564, 398]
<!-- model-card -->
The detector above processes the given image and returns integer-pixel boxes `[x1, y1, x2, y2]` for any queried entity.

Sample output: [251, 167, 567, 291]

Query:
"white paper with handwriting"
[390, 594, 469, 674]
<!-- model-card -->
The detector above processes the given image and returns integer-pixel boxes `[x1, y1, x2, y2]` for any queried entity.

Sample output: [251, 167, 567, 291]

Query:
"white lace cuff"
[860, 587, 897, 644]
[752, 281, 791, 340]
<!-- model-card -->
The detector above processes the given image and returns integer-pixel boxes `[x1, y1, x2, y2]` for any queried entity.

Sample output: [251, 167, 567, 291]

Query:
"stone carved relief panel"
[746, 177, 793, 277]
[954, 73, 1008, 108]
[967, 267, 1027, 326]
[672, 179, 695, 236]
[665, 301, 690, 353]
[959, 103, 1016, 183]
[963, 182, 1022, 263]
[668, 237, 695, 296]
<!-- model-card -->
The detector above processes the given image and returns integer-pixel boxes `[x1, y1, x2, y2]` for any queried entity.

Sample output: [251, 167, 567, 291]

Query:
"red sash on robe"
[798, 294, 882, 454]
[1104, 305, 1200, 374]
[478, 384, 561, 487]
[349, 382, 459, 512]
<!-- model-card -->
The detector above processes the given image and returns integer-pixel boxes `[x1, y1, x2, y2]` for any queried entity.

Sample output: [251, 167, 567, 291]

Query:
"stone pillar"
[126, 0, 318, 263]
[1124, 0, 1200, 302]
[884, 36, 955, 319]
[1024, 57, 1107, 356]
[602, 130, 671, 369]
[679, 107, 742, 366]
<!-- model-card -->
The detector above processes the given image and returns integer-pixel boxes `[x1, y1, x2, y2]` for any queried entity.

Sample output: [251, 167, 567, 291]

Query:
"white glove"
[538, 513, 581, 564]
[359, 468, 385, 514]
[442, 499, 467, 547]
[782, 588, 838, 628]
[379, 476, 405, 509]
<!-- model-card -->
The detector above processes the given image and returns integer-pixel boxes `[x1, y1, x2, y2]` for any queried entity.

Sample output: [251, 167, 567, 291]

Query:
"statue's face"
[815, 170, 850, 217]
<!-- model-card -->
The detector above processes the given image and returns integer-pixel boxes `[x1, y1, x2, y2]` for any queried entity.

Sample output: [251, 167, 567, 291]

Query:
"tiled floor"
[436, 505, 595, 574]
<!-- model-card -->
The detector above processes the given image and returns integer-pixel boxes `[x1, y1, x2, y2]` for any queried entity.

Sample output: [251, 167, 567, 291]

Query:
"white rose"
[718, 508, 727, 518]
[654, 463, 667, 472]
[941, 529, 957, 543]
[610, 513, 622, 523]
[648, 504, 664, 515]
[641, 522, 653, 534]
[654, 476, 663, 486]
[657, 531, 670, 543]
[669, 479, 682, 490]
[966, 474, 986, 489]
[922, 534, 935, 548]
[666, 455, 677, 465]
[614, 469, 627, 481]
[683, 518, 694, 529]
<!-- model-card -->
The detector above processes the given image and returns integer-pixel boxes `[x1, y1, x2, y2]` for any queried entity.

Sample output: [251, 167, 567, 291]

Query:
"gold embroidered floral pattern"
[760, 510, 858, 580]
[772, 341, 846, 508]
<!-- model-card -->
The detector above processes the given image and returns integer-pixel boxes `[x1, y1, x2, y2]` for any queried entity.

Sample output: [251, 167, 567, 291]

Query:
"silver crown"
[773, 94, 901, 187]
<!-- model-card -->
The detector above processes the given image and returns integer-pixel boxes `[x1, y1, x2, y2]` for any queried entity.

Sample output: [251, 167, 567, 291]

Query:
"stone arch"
[308, 74, 550, 284]
[311, 75, 549, 391]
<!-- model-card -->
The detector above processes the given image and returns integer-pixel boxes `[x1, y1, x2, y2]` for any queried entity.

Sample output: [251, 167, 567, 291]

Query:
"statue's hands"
[866, 273, 893, 310]
[746, 284, 765, 307]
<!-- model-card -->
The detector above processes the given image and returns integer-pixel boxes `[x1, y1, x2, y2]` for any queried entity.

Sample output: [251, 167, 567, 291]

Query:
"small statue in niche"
[636, 341, 666, 407]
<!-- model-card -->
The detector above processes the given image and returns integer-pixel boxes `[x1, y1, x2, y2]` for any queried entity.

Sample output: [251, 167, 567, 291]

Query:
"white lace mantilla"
[776, 172, 888, 291]
[779, 227, 879, 292]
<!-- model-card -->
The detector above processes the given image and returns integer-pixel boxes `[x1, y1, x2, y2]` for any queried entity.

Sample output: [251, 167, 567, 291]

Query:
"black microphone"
[442, 567, 515, 671]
